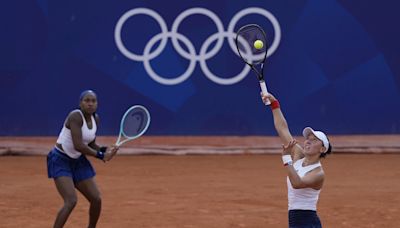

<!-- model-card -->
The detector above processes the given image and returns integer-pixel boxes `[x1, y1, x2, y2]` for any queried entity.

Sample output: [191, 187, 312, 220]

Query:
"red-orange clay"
[0, 153, 399, 228]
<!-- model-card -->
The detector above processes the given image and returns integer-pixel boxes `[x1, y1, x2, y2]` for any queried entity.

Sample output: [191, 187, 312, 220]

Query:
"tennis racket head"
[116, 105, 151, 146]
[235, 24, 269, 80]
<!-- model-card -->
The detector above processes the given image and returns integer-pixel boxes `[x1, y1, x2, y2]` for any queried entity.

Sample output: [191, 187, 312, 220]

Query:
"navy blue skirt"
[47, 147, 96, 183]
[289, 210, 322, 228]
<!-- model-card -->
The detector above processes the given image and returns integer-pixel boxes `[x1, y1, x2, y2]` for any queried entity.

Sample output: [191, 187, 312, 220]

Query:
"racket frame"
[115, 105, 151, 146]
[235, 24, 271, 105]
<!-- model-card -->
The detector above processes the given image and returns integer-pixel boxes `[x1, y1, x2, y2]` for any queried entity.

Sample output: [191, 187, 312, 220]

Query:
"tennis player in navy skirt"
[262, 92, 332, 228]
[47, 90, 119, 228]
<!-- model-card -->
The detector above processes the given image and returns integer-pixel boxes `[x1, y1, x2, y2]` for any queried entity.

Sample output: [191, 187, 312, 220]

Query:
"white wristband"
[282, 155, 293, 166]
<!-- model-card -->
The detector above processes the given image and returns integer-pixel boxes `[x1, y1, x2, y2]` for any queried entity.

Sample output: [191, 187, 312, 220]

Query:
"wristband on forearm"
[270, 100, 280, 110]
[96, 150, 105, 160]
[282, 155, 293, 166]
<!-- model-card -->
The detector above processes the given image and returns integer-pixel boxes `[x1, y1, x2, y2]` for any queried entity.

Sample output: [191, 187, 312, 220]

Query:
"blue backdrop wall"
[1, 0, 399, 136]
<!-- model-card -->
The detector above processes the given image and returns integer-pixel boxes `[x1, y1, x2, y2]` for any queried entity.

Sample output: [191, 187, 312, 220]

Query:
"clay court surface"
[0, 136, 400, 228]
[0, 137, 400, 227]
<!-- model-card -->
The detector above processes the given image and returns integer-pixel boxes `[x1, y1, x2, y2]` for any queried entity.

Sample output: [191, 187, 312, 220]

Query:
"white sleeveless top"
[56, 110, 97, 159]
[287, 158, 322, 211]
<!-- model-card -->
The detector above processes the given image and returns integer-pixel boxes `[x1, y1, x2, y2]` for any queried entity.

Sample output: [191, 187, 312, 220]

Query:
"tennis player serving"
[261, 92, 332, 228]
[46, 90, 118, 228]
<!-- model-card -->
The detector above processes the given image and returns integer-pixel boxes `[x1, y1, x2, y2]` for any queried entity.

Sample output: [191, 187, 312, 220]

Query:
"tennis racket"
[115, 105, 151, 147]
[235, 24, 271, 105]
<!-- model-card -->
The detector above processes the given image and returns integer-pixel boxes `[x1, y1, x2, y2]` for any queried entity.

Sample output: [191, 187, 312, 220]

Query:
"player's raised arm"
[261, 93, 304, 161]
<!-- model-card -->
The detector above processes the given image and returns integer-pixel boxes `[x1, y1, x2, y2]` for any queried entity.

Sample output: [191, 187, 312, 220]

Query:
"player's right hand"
[260, 92, 277, 104]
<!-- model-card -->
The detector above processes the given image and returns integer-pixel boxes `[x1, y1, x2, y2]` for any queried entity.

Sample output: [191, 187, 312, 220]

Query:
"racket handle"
[260, 80, 271, 105]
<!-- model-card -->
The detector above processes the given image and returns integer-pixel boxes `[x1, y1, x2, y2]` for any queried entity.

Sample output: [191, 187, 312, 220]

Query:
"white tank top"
[56, 110, 97, 159]
[287, 158, 322, 211]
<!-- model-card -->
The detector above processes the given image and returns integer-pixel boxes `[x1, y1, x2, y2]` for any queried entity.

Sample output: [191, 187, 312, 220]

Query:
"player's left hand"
[103, 145, 119, 162]
[282, 139, 297, 155]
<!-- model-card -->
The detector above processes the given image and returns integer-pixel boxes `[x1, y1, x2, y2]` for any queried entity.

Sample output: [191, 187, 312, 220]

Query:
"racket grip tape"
[259, 80, 271, 105]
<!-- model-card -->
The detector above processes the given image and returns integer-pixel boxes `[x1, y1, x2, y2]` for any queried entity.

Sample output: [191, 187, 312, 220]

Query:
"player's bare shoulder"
[65, 110, 83, 128]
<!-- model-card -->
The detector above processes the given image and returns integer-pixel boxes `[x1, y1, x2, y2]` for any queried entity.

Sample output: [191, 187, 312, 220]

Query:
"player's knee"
[90, 194, 102, 206]
[64, 197, 77, 210]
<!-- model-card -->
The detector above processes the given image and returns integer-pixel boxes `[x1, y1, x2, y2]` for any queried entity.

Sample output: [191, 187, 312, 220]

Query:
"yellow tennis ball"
[254, 40, 264, 49]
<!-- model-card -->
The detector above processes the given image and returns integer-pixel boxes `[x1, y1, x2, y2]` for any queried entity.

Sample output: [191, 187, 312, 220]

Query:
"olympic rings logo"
[114, 7, 281, 85]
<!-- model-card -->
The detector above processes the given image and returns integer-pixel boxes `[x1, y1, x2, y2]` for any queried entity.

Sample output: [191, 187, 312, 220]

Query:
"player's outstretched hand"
[260, 92, 277, 105]
[282, 139, 298, 156]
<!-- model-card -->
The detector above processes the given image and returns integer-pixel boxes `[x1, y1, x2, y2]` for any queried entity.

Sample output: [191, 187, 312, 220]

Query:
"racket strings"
[236, 26, 267, 65]
[121, 108, 150, 138]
